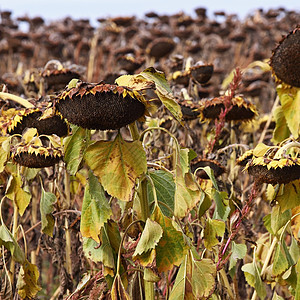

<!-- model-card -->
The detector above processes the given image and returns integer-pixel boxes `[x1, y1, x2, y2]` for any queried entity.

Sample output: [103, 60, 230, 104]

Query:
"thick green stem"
[145, 280, 155, 300]
[129, 121, 155, 300]
[31, 184, 38, 265]
[128, 121, 140, 141]
[9, 201, 19, 285]
[65, 218, 72, 278]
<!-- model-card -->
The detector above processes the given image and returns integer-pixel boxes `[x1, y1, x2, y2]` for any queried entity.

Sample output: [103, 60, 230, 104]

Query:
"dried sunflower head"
[191, 158, 226, 179]
[241, 142, 300, 184]
[270, 26, 300, 87]
[189, 63, 214, 84]
[171, 70, 190, 86]
[177, 99, 200, 121]
[0, 108, 41, 135]
[55, 80, 146, 130]
[199, 95, 258, 122]
[12, 143, 62, 168]
[146, 37, 176, 60]
[0, 106, 69, 137]
[41, 60, 81, 91]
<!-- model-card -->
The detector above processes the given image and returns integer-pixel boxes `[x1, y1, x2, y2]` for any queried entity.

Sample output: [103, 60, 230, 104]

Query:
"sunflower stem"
[9, 201, 19, 286]
[0, 92, 34, 108]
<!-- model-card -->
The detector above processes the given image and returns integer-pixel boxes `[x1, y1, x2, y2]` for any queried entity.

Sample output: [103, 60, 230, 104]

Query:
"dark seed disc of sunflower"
[190, 64, 214, 84]
[35, 115, 69, 137]
[270, 26, 300, 87]
[43, 71, 81, 91]
[8, 110, 41, 135]
[191, 158, 225, 179]
[202, 103, 255, 121]
[147, 37, 176, 60]
[248, 163, 300, 185]
[13, 152, 61, 168]
[56, 83, 145, 130]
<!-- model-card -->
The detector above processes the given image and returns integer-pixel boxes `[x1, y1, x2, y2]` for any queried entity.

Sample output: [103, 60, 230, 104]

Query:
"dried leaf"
[203, 218, 225, 250]
[83, 232, 115, 275]
[111, 274, 131, 300]
[5, 174, 31, 216]
[84, 133, 147, 201]
[17, 259, 41, 299]
[140, 67, 183, 122]
[272, 242, 289, 276]
[242, 262, 266, 300]
[133, 219, 163, 257]
[272, 106, 291, 144]
[169, 250, 216, 300]
[276, 180, 300, 212]
[277, 86, 300, 139]
[151, 205, 188, 272]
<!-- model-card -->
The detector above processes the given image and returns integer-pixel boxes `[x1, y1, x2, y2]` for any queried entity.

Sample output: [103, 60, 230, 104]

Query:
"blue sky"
[1, 0, 299, 24]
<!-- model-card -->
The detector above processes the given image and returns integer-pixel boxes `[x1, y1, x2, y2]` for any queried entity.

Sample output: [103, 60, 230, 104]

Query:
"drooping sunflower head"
[12, 142, 63, 168]
[239, 142, 300, 184]
[199, 95, 258, 122]
[191, 158, 226, 179]
[55, 80, 146, 130]
[269, 26, 300, 88]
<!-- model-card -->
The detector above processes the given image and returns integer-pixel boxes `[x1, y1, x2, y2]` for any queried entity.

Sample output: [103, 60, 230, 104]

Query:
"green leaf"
[272, 242, 289, 276]
[174, 156, 201, 218]
[64, 125, 90, 175]
[270, 205, 292, 235]
[290, 236, 300, 264]
[151, 205, 188, 272]
[111, 274, 131, 300]
[82, 228, 115, 275]
[295, 259, 300, 300]
[277, 86, 300, 139]
[198, 192, 212, 218]
[140, 67, 183, 122]
[0, 224, 25, 264]
[40, 185, 56, 236]
[169, 250, 216, 300]
[272, 106, 291, 144]
[133, 219, 163, 257]
[144, 267, 160, 282]
[242, 262, 266, 299]
[199, 166, 219, 191]
[276, 180, 300, 212]
[263, 213, 273, 235]
[80, 171, 112, 242]
[17, 259, 41, 299]
[5, 174, 31, 216]
[84, 133, 147, 202]
[212, 189, 230, 221]
[203, 218, 225, 250]
[147, 170, 175, 217]
[229, 241, 247, 270]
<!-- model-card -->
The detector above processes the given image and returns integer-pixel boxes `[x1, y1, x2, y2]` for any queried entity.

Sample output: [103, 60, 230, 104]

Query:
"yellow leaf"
[17, 259, 41, 299]
[84, 134, 147, 201]
[151, 205, 188, 272]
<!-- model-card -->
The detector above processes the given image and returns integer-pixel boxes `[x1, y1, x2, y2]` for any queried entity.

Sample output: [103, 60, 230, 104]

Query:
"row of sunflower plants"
[0, 25, 299, 299]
